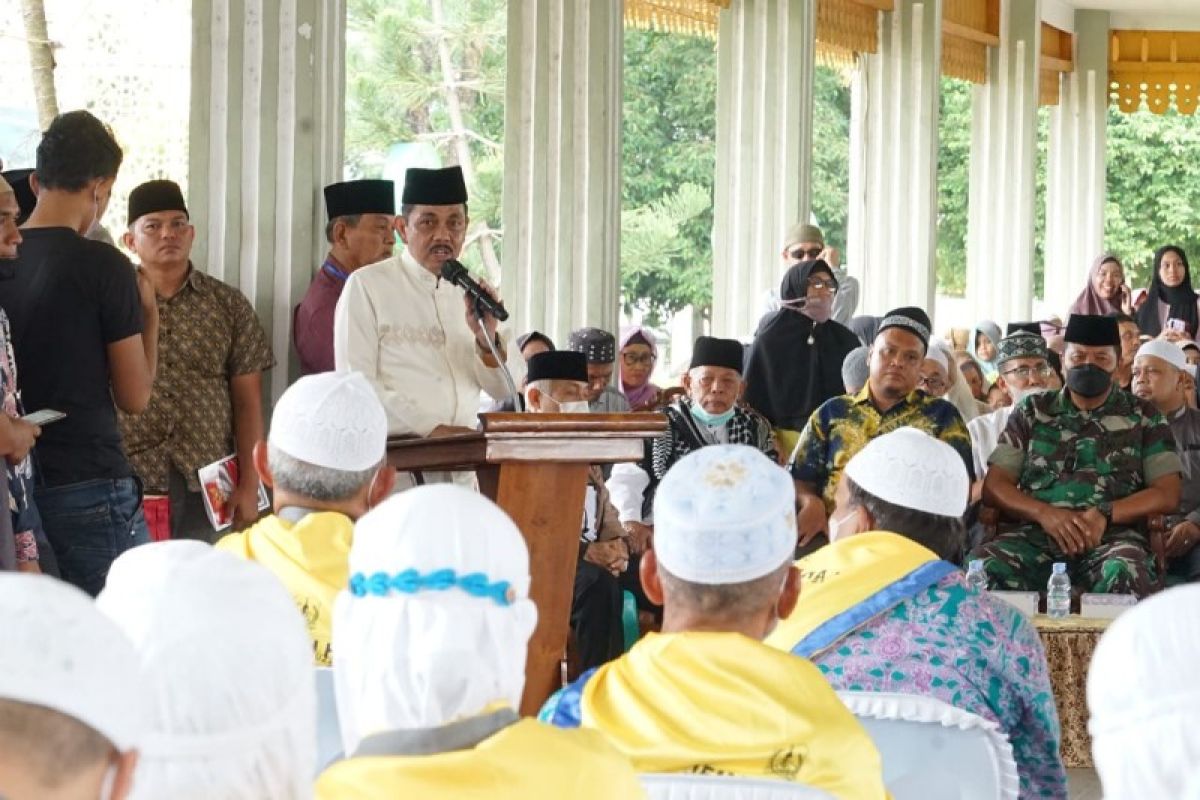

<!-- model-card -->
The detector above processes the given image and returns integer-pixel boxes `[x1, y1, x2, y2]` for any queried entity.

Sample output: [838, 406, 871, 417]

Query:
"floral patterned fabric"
[0, 309, 38, 563]
[812, 571, 1068, 799]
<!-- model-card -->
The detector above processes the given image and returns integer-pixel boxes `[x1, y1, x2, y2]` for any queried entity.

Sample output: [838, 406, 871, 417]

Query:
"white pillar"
[189, 0, 346, 400]
[1044, 10, 1108, 316]
[848, 0, 943, 317]
[501, 1, 622, 345]
[965, 0, 1041, 324]
[711, 0, 816, 339]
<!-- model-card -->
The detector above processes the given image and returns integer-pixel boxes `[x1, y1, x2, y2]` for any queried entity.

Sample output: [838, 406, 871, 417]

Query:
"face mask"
[1066, 364, 1113, 398]
[689, 402, 735, 428]
[85, 188, 102, 237]
[552, 398, 590, 414]
[828, 510, 857, 541]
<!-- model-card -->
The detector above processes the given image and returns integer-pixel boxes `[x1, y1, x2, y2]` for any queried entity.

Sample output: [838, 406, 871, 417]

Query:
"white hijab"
[1088, 584, 1200, 800]
[333, 484, 538, 755]
[96, 541, 316, 800]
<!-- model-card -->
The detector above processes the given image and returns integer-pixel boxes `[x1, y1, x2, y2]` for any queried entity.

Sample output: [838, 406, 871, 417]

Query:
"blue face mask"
[690, 402, 735, 428]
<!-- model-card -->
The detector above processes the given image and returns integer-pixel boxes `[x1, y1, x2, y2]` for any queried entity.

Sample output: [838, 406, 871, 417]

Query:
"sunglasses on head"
[790, 247, 823, 260]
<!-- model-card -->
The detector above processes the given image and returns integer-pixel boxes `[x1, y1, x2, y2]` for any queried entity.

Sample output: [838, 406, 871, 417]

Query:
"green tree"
[936, 77, 972, 297]
[810, 65, 852, 251]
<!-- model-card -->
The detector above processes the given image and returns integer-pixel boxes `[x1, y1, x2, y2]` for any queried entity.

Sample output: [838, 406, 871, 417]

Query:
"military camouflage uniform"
[970, 387, 1181, 597]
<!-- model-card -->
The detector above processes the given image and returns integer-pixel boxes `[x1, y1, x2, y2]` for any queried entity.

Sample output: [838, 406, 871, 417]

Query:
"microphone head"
[439, 260, 467, 282]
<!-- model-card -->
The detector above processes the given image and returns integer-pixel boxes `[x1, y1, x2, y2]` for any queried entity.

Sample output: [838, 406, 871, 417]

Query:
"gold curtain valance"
[1110, 30, 1200, 116]
[1038, 23, 1073, 107]
[941, 0, 997, 84]
[624, 0, 730, 39]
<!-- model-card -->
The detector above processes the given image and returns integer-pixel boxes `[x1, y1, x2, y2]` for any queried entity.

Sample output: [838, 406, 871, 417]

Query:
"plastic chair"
[622, 590, 640, 651]
[837, 691, 1019, 800]
[639, 773, 835, 800]
[314, 666, 343, 772]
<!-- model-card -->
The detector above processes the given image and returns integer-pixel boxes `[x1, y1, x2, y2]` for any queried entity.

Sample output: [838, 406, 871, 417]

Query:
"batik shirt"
[812, 570, 1067, 798]
[0, 310, 38, 562]
[988, 387, 1180, 509]
[789, 386, 974, 512]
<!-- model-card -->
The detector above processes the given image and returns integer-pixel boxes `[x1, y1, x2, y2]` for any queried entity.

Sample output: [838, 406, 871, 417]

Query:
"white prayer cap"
[268, 371, 387, 471]
[96, 541, 315, 800]
[1135, 339, 1187, 372]
[843, 427, 968, 518]
[652, 444, 796, 585]
[925, 338, 950, 371]
[1188, 364, 1198, 381]
[0, 573, 146, 752]
[334, 485, 537, 753]
[1088, 584, 1200, 800]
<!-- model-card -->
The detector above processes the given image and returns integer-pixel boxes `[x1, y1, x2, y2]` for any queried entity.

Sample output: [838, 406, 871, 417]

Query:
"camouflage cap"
[996, 331, 1049, 366]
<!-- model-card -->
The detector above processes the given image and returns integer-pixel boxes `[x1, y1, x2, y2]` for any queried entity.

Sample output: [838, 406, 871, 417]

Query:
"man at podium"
[333, 166, 520, 454]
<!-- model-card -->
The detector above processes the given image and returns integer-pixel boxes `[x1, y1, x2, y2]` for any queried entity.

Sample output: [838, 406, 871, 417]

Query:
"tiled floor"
[1068, 768, 1102, 800]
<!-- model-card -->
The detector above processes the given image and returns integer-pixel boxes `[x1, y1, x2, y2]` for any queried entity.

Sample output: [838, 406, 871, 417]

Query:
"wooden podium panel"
[387, 412, 665, 714]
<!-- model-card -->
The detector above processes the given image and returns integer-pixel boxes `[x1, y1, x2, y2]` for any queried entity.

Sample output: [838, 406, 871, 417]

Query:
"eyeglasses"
[622, 352, 654, 366]
[790, 247, 823, 260]
[1001, 365, 1056, 381]
[806, 278, 838, 293]
[917, 376, 946, 392]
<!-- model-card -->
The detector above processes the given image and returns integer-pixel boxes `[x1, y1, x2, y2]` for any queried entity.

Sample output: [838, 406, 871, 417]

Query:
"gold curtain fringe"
[942, 35, 987, 84]
[816, 0, 879, 56]
[624, 0, 729, 39]
[1040, 70, 1061, 107]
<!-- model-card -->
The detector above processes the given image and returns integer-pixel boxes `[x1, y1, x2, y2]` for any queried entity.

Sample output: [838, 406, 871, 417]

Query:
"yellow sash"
[315, 717, 644, 799]
[215, 511, 353, 666]
[577, 632, 888, 800]
[765, 531, 955, 658]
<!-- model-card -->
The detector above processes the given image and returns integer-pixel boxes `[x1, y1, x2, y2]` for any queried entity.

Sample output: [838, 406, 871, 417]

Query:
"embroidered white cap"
[268, 371, 388, 472]
[0, 573, 147, 752]
[843, 426, 968, 518]
[1136, 339, 1188, 372]
[925, 338, 950, 371]
[652, 444, 797, 585]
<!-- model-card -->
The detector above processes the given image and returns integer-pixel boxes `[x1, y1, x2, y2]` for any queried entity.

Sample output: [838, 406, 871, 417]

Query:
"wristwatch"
[1096, 501, 1113, 525]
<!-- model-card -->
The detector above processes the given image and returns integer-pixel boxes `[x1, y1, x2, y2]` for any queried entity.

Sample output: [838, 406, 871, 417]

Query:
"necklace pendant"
[807, 334, 815, 345]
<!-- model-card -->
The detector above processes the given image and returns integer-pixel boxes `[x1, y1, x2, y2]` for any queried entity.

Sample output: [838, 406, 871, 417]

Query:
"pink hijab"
[1069, 254, 1126, 316]
[619, 326, 660, 410]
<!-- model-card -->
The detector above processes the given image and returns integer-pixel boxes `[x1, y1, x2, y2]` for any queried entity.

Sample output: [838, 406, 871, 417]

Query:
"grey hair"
[267, 444, 379, 502]
[657, 560, 791, 621]
[522, 378, 576, 406]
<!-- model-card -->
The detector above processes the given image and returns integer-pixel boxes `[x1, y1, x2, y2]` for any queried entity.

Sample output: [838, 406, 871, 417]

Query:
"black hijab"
[744, 260, 860, 431]
[1137, 245, 1198, 337]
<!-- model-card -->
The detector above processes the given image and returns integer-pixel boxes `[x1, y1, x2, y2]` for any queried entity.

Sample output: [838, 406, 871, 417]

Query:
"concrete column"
[965, 0, 1041, 324]
[711, 0, 816, 339]
[1043, 11, 1109, 315]
[501, 0, 622, 345]
[189, 0, 346, 399]
[847, 0, 943, 316]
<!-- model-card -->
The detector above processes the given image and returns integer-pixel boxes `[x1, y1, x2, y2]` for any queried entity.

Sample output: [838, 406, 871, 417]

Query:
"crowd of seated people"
[7, 109, 1200, 799]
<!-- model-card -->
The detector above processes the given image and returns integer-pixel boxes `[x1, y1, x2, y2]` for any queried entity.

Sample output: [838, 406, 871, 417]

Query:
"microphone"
[440, 260, 509, 322]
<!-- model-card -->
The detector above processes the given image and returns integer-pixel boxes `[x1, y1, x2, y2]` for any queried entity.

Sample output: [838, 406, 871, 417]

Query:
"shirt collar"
[401, 248, 440, 284]
[853, 383, 921, 410]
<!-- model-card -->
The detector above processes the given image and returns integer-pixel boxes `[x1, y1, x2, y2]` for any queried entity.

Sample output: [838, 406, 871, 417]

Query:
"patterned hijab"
[618, 326, 659, 410]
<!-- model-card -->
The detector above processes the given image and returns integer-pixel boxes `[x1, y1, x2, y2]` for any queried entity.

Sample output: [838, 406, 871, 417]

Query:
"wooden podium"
[386, 412, 666, 715]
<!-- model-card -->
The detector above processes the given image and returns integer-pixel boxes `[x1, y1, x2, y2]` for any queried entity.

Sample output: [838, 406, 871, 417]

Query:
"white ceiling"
[1043, 0, 1200, 32]
[1068, 0, 1200, 11]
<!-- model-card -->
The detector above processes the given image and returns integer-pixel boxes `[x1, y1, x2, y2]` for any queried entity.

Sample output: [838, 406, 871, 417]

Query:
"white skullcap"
[652, 444, 797, 585]
[96, 541, 315, 800]
[1188, 364, 1198, 381]
[0, 573, 146, 752]
[1088, 584, 1200, 800]
[843, 427, 968, 518]
[269, 371, 387, 471]
[924, 339, 949, 372]
[1135, 339, 1187, 372]
[334, 485, 537, 753]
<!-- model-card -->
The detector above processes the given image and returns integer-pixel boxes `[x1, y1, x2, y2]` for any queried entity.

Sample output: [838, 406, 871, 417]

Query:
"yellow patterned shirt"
[789, 385, 975, 513]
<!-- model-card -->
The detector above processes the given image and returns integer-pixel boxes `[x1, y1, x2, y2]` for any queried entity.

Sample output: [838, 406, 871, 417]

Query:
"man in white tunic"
[334, 166, 516, 440]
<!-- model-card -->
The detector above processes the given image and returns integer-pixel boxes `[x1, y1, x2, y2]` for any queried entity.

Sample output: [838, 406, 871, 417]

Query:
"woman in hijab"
[1070, 254, 1133, 317]
[1136, 245, 1200, 340]
[847, 315, 881, 347]
[744, 260, 860, 458]
[617, 326, 661, 412]
[968, 320, 1002, 383]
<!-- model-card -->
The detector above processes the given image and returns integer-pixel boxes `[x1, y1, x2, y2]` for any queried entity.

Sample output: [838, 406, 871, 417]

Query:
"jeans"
[36, 477, 149, 597]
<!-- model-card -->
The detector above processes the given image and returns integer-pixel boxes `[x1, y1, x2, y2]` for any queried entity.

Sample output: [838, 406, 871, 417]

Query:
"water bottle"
[965, 559, 988, 594]
[1047, 562, 1071, 619]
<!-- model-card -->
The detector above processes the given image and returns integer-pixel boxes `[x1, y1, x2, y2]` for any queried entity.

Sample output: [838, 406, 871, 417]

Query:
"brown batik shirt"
[120, 266, 274, 493]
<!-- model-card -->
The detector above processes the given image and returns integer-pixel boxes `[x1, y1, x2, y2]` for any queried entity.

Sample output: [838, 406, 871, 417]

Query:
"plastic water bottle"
[965, 559, 988, 594]
[1047, 562, 1071, 619]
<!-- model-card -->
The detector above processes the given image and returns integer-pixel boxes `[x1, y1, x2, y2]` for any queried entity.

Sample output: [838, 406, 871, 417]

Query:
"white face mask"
[828, 509, 858, 542]
[86, 188, 102, 237]
[556, 399, 590, 414]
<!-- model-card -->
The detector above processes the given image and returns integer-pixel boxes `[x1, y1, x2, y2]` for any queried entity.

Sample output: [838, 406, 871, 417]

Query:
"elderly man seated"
[768, 428, 1066, 797]
[1131, 339, 1200, 582]
[315, 485, 643, 798]
[566, 327, 631, 413]
[525, 350, 632, 668]
[790, 307, 974, 550]
[970, 314, 1181, 597]
[97, 542, 316, 798]
[216, 371, 395, 665]
[543, 445, 888, 800]
[0, 574, 145, 800]
[608, 335, 776, 535]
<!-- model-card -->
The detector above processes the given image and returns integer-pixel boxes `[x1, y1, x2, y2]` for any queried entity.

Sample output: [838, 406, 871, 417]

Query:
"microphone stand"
[474, 297, 520, 411]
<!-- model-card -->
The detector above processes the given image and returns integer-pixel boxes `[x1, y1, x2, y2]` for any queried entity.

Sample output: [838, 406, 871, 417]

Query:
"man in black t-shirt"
[0, 111, 159, 595]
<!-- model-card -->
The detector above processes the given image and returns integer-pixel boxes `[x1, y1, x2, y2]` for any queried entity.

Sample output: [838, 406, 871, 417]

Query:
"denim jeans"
[36, 477, 149, 597]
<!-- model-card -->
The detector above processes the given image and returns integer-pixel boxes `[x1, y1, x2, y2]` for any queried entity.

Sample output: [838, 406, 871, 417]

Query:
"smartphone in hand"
[20, 409, 66, 426]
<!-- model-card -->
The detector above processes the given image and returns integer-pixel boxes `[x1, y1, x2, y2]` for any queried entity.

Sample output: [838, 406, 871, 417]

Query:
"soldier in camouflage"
[970, 314, 1182, 597]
